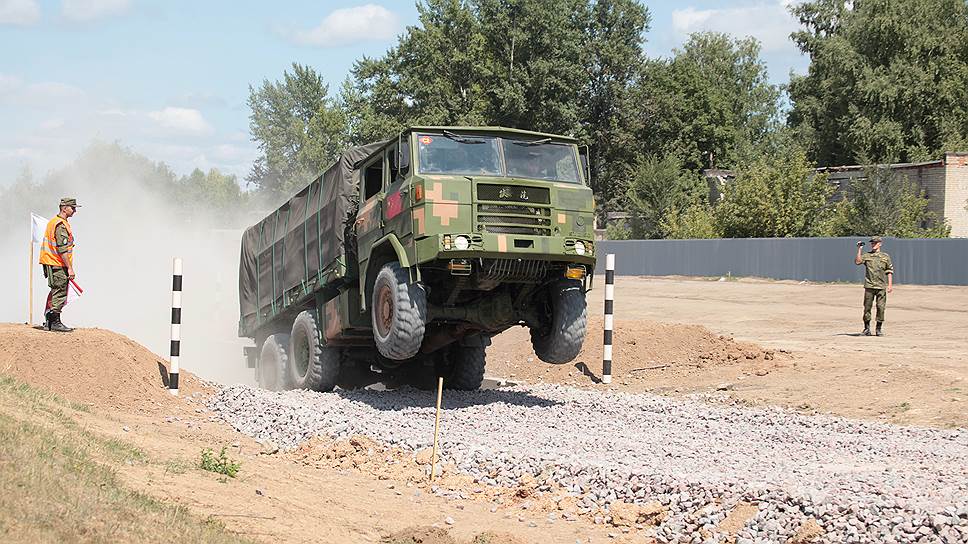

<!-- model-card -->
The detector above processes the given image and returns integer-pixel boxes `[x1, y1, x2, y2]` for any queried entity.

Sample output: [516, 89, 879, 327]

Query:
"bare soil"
[490, 277, 968, 428]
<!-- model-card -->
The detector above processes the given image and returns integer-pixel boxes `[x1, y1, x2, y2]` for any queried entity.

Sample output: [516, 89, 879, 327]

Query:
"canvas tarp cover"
[239, 141, 386, 334]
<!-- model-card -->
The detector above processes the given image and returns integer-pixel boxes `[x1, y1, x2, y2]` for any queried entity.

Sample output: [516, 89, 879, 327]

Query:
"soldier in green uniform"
[854, 235, 894, 336]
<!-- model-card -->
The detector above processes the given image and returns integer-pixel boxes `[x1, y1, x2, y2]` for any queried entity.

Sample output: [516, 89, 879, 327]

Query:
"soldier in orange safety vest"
[39, 198, 80, 332]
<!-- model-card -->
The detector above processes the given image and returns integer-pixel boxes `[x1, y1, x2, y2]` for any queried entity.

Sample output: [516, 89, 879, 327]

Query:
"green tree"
[176, 168, 248, 226]
[660, 204, 720, 239]
[248, 63, 348, 196]
[788, 0, 968, 164]
[625, 153, 707, 238]
[343, 0, 489, 143]
[580, 0, 651, 213]
[635, 32, 781, 173]
[828, 167, 950, 237]
[716, 148, 834, 238]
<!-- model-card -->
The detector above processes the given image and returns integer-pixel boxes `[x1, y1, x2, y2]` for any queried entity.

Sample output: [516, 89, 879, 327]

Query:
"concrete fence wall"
[594, 237, 968, 286]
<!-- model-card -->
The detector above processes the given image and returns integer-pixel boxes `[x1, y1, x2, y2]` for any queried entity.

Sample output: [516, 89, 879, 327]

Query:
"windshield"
[416, 133, 502, 176]
[503, 139, 580, 183]
[416, 132, 582, 183]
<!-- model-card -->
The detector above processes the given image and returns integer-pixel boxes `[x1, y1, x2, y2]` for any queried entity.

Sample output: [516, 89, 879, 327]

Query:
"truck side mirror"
[579, 145, 591, 185]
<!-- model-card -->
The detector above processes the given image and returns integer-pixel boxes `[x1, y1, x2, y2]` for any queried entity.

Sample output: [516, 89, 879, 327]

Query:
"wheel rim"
[376, 284, 394, 337]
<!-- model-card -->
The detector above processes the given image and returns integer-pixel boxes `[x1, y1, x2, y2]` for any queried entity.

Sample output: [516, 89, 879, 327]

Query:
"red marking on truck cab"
[386, 191, 403, 219]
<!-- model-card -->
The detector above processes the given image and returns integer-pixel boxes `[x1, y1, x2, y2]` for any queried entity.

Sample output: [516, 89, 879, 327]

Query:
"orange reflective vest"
[38, 216, 74, 268]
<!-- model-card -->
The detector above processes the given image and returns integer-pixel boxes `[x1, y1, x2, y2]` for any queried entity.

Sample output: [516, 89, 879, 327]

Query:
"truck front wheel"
[372, 262, 427, 361]
[289, 311, 340, 392]
[530, 280, 587, 364]
[258, 334, 290, 391]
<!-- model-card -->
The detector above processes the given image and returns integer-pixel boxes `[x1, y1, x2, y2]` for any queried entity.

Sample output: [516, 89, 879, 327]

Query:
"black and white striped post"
[169, 257, 183, 396]
[602, 253, 615, 384]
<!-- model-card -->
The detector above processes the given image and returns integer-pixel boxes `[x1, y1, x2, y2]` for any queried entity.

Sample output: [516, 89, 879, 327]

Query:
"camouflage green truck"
[239, 126, 596, 391]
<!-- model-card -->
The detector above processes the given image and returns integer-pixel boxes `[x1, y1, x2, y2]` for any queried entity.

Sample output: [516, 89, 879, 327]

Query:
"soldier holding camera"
[854, 236, 894, 336]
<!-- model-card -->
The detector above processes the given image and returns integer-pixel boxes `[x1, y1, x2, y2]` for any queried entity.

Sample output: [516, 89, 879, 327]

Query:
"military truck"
[239, 126, 596, 391]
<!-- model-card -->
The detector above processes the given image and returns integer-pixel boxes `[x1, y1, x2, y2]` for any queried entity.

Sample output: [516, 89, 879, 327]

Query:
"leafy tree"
[827, 167, 950, 237]
[248, 63, 348, 197]
[343, 0, 489, 144]
[788, 0, 968, 165]
[715, 148, 834, 238]
[580, 0, 651, 213]
[635, 32, 780, 173]
[474, 0, 590, 134]
[660, 204, 720, 239]
[625, 153, 707, 238]
[176, 168, 248, 226]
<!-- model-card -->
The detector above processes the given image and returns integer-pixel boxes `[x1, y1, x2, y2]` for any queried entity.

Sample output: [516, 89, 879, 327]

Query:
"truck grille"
[479, 259, 549, 283]
[476, 187, 553, 236]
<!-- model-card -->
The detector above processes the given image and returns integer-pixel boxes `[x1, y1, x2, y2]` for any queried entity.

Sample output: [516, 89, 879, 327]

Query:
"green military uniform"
[860, 248, 893, 326]
[44, 222, 72, 311]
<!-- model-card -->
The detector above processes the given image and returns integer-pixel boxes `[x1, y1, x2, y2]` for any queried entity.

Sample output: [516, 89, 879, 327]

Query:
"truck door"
[384, 140, 413, 241]
[356, 152, 386, 265]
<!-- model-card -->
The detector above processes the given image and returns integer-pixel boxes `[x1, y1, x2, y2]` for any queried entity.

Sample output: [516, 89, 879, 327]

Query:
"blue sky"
[0, 0, 807, 185]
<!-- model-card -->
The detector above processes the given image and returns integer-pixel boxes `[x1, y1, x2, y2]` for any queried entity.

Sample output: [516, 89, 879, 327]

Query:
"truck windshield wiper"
[442, 130, 485, 144]
[511, 138, 552, 146]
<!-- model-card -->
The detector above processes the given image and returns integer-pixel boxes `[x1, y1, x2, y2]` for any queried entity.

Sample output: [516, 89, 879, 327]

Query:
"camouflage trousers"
[43, 265, 69, 312]
[863, 288, 887, 323]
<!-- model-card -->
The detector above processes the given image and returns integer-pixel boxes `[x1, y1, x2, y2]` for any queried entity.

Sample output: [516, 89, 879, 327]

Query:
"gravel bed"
[210, 384, 968, 543]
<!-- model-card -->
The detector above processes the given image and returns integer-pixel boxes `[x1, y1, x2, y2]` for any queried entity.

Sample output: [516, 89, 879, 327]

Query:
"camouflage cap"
[59, 197, 81, 207]
[869, 235, 883, 243]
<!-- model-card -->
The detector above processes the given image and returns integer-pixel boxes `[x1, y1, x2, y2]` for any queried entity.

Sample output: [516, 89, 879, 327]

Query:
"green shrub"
[199, 447, 241, 478]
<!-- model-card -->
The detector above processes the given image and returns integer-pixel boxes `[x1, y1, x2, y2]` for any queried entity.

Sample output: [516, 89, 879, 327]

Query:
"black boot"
[875, 322, 884, 337]
[862, 321, 871, 336]
[43, 310, 52, 331]
[48, 311, 72, 333]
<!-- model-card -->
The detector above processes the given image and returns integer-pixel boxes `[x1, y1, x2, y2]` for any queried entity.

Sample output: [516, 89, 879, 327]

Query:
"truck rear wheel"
[289, 311, 340, 392]
[530, 280, 587, 364]
[258, 334, 290, 391]
[372, 262, 427, 361]
[442, 344, 487, 391]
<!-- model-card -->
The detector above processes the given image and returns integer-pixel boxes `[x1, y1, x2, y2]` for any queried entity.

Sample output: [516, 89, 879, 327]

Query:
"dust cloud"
[0, 152, 258, 387]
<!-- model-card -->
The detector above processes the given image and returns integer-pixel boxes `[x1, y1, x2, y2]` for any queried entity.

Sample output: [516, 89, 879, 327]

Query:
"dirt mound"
[489, 316, 780, 387]
[0, 323, 209, 410]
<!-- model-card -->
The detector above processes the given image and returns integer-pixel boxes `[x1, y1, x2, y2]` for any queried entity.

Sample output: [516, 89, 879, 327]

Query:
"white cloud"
[0, 0, 40, 26]
[61, 0, 129, 22]
[147, 107, 212, 134]
[672, 1, 800, 53]
[291, 4, 398, 47]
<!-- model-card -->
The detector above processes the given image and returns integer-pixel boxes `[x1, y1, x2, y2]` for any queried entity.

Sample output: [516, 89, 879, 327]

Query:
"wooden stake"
[28, 241, 33, 326]
[430, 376, 444, 481]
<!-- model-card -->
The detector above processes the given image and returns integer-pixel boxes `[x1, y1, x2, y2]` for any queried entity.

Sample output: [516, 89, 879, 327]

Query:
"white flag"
[30, 213, 48, 244]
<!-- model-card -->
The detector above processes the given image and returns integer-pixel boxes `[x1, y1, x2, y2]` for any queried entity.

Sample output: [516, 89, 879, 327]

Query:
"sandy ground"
[490, 277, 968, 428]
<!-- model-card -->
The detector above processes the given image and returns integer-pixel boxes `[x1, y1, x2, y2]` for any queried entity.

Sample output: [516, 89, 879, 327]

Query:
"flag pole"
[28, 240, 34, 326]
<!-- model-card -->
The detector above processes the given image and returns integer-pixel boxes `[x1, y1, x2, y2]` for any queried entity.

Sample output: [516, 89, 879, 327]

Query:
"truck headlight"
[574, 241, 586, 255]
[454, 235, 470, 251]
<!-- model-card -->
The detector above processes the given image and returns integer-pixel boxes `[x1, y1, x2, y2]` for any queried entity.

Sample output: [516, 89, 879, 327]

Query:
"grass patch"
[0, 373, 252, 543]
[200, 447, 241, 478]
[898, 402, 911, 412]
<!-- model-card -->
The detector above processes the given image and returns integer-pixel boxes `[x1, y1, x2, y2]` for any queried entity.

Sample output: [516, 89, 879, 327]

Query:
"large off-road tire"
[257, 334, 289, 391]
[289, 311, 340, 392]
[442, 343, 487, 391]
[530, 280, 587, 364]
[371, 262, 427, 361]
